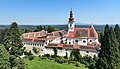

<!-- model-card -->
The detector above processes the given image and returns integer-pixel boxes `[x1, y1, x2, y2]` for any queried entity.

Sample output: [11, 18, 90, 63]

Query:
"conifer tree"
[69, 49, 81, 61]
[96, 24, 109, 69]
[114, 24, 120, 51]
[3, 22, 23, 56]
[0, 44, 10, 69]
[96, 24, 120, 69]
[114, 24, 120, 42]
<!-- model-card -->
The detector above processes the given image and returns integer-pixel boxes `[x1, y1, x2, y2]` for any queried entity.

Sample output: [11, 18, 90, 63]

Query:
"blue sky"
[0, 0, 120, 25]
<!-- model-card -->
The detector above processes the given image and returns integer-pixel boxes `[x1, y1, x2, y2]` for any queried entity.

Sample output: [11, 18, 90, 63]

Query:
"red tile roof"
[47, 43, 100, 51]
[21, 30, 67, 43]
[68, 26, 98, 38]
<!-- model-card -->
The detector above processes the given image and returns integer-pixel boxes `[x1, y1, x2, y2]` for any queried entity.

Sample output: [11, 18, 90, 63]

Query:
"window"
[75, 40, 78, 42]
[90, 40, 92, 42]
[83, 40, 86, 43]
[70, 24, 72, 27]
[69, 42, 71, 44]
[86, 51, 89, 53]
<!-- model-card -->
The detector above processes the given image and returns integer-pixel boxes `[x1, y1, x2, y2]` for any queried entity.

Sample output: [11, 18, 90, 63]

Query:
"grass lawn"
[25, 57, 88, 69]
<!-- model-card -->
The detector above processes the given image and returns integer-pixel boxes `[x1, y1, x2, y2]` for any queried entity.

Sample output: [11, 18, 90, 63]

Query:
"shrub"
[64, 52, 68, 59]
[55, 57, 59, 62]
[28, 55, 34, 60]
[24, 55, 28, 59]
[24, 50, 32, 56]
[33, 47, 38, 54]
[75, 62, 80, 67]
[64, 59, 68, 63]
[68, 61, 76, 64]
[41, 57, 47, 60]
[39, 55, 41, 57]
[55, 57, 67, 64]
[69, 49, 81, 61]
[53, 48, 57, 57]
[57, 59, 64, 64]
[80, 56, 94, 66]
[44, 54, 50, 57]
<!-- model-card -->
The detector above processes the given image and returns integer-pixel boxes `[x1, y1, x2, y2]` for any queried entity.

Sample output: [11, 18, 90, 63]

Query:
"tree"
[114, 24, 120, 50]
[96, 24, 120, 69]
[53, 48, 57, 57]
[34, 25, 43, 32]
[24, 29, 31, 33]
[3, 22, 23, 56]
[17, 58, 25, 69]
[47, 26, 55, 33]
[69, 49, 81, 61]
[98, 32, 103, 43]
[43, 26, 46, 31]
[0, 28, 8, 43]
[32, 47, 39, 54]
[0, 44, 10, 69]
[9, 55, 18, 69]
[89, 55, 98, 69]
[64, 52, 68, 59]
[96, 24, 110, 69]
[114, 24, 120, 42]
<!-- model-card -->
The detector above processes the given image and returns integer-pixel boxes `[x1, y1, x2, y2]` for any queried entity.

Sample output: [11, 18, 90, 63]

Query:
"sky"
[0, 0, 120, 25]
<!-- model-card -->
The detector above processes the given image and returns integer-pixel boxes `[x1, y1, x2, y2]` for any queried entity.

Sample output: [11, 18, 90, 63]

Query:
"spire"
[69, 8, 74, 21]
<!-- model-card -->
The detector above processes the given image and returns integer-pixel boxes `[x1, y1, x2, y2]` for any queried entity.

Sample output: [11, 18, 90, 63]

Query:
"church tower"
[68, 9, 75, 32]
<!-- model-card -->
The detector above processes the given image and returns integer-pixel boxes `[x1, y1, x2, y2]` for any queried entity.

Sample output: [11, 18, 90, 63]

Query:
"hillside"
[25, 57, 88, 69]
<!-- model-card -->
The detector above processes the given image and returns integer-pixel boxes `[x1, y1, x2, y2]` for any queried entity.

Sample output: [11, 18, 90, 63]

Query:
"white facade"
[68, 21, 75, 32]
[80, 50, 99, 57]
[23, 43, 98, 57]
[50, 38, 61, 43]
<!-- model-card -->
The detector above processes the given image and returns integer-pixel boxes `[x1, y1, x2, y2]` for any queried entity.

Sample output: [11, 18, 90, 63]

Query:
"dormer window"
[83, 40, 86, 43]
[90, 40, 92, 42]
[75, 40, 78, 42]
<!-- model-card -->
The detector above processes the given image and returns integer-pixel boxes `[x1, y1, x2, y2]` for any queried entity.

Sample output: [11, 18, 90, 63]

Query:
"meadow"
[25, 57, 88, 69]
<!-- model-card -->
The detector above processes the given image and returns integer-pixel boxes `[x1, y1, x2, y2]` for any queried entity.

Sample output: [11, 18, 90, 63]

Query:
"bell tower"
[68, 9, 75, 32]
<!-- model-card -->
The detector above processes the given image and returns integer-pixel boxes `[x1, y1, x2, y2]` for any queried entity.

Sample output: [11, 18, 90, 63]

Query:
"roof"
[22, 39, 45, 44]
[47, 42, 100, 51]
[21, 30, 67, 42]
[51, 30, 67, 37]
[21, 30, 47, 39]
[68, 26, 98, 38]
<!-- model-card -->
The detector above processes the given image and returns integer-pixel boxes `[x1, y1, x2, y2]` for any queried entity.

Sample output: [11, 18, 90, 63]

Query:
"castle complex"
[21, 9, 101, 57]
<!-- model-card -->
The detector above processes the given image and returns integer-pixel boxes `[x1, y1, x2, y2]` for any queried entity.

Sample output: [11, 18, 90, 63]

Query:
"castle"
[21, 9, 101, 57]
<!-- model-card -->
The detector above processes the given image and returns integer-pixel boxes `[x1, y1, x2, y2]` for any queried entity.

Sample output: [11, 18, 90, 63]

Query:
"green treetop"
[3, 22, 23, 56]
[96, 24, 120, 69]
[0, 44, 10, 69]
